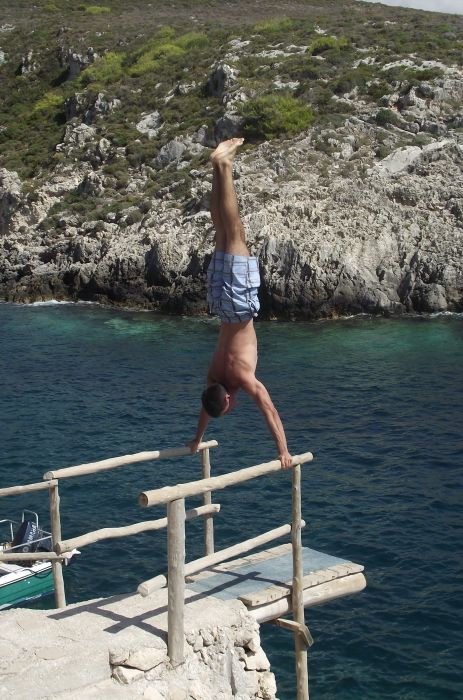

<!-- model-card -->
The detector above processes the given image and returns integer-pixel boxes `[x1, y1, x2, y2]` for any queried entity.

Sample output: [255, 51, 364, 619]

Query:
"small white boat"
[0, 510, 77, 610]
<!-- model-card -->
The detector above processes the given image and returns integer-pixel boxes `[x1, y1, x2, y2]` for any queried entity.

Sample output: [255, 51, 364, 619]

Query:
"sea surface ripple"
[0, 303, 462, 699]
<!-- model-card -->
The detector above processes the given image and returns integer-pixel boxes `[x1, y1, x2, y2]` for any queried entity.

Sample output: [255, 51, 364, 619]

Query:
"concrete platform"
[0, 585, 249, 699]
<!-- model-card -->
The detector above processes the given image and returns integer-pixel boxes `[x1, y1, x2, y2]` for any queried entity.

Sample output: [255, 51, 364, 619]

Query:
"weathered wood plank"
[139, 452, 313, 508]
[50, 483, 66, 608]
[272, 618, 314, 647]
[0, 552, 71, 562]
[185, 543, 293, 583]
[292, 464, 309, 700]
[201, 448, 214, 556]
[239, 562, 365, 607]
[55, 504, 220, 554]
[43, 440, 218, 480]
[0, 480, 57, 498]
[167, 498, 185, 667]
[250, 573, 367, 623]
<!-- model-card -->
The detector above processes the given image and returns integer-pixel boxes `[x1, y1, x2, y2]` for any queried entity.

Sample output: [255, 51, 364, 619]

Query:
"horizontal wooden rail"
[0, 551, 73, 562]
[138, 520, 306, 597]
[249, 573, 367, 624]
[43, 441, 218, 480]
[0, 480, 57, 498]
[139, 452, 313, 508]
[55, 504, 221, 554]
[239, 562, 364, 607]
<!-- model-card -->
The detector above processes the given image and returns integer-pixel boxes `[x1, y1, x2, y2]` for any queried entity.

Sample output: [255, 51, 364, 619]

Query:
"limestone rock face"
[0, 169, 22, 235]
[1, 47, 463, 319]
[65, 92, 121, 124]
[59, 46, 99, 80]
[213, 113, 246, 143]
[105, 599, 278, 699]
[136, 112, 162, 139]
[206, 63, 238, 99]
[19, 49, 38, 74]
[1, 128, 462, 317]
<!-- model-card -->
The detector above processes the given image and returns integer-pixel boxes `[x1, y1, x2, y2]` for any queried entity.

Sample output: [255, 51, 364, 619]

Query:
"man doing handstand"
[188, 138, 292, 468]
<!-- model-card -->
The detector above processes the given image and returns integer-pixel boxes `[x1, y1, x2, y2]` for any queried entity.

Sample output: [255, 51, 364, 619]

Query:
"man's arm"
[242, 377, 293, 469]
[187, 407, 210, 453]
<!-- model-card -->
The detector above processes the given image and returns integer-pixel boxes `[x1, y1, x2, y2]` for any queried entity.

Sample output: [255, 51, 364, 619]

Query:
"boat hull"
[0, 564, 53, 610]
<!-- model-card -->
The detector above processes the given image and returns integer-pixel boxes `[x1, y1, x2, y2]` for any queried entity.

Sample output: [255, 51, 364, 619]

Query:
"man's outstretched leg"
[206, 137, 260, 324]
[210, 137, 249, 256]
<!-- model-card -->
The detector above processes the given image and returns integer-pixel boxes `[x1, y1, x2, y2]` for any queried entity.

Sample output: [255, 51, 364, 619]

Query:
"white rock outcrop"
[0, 591, 277, 700]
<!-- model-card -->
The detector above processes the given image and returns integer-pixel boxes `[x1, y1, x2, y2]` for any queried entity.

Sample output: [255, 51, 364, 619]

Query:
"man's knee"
[226, 223, 246, 241]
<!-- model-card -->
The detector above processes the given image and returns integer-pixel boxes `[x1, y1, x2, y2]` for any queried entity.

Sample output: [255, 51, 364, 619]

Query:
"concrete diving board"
[186, 543, 366, 623]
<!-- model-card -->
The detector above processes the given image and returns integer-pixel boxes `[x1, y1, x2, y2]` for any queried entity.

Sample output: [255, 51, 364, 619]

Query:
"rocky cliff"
[1, 1, 462, 318]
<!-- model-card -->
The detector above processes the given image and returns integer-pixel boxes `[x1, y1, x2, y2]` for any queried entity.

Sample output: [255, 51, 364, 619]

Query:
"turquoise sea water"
[1, 302, 462, 699]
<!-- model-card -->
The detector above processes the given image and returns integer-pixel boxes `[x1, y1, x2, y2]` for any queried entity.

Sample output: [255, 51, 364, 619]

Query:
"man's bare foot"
[210, 137, 244, 167]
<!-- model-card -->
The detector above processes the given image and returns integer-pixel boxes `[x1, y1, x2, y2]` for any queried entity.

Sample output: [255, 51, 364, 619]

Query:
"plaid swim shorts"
[207, 251, 261, 323]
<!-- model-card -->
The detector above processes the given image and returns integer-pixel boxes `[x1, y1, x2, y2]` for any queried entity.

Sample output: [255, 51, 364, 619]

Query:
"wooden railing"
[1, 442, 314, 700]
[137, 449, 314, 700]
[47, 440, 218, 608]
[0, 441, 218, 610]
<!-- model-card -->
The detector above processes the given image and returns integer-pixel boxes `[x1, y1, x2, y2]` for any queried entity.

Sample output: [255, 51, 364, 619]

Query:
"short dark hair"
[202, 383, 227, 418]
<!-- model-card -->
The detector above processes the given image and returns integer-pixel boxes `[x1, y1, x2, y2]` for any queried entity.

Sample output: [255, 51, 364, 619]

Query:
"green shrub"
[367, 80, 391, 100]
[309, 86, 334, 108]
[375, 143, 392, 159]
[81, 51, 125, 85]
[44, 3, 59, 12]
[127, 29, 209, 79]
[382, 65, 444, 85]
[309, 36, 349, 56]
[129, 42, 185, 77]
[375, 108, 401, 127]
[79, 5, 111, 14]
[33, 91, 64, 112]
[175, 32, 208, 50]
[153, 26, 176, 42]
[240, 94, 314, 141]
[408, 67, 444, 81]
[253, 17, 296, 34]
[333, 64, 375, 95]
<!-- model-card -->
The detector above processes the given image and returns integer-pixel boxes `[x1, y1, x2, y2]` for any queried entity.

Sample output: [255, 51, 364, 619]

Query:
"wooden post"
[201, 448, 214, 555]
[49, 483, 66, 608]
[167, 498, 186, 667]
[292, 464, 309, 700]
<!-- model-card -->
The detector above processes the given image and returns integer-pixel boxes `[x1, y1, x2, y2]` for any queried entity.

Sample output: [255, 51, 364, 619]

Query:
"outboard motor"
[10, 520, 40, 555]
[36, 530, 52, 552]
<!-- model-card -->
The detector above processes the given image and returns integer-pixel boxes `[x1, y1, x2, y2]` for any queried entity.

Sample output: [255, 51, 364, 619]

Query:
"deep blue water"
[1, 302, 462, 699]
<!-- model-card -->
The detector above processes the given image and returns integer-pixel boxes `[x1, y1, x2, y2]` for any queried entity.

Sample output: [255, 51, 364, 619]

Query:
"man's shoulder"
[238, 371, 262, 393]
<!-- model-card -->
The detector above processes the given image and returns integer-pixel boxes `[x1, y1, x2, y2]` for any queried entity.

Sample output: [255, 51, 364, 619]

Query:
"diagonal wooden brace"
[272, 617, 314, 647]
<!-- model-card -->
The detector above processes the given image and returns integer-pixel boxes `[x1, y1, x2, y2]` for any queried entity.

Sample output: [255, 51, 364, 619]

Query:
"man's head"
[202, 383, 235, 417]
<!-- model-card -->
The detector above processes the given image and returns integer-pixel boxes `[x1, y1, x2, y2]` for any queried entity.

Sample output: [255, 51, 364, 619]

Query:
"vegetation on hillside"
[0, 0, 462, 223]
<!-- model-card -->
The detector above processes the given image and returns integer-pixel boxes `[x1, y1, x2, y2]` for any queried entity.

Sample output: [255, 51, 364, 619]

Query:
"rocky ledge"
[0, 590, 277, 700]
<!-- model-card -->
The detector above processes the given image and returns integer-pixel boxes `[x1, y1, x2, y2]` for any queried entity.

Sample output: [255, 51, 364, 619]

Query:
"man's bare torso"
[208, 320, 257, 391]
